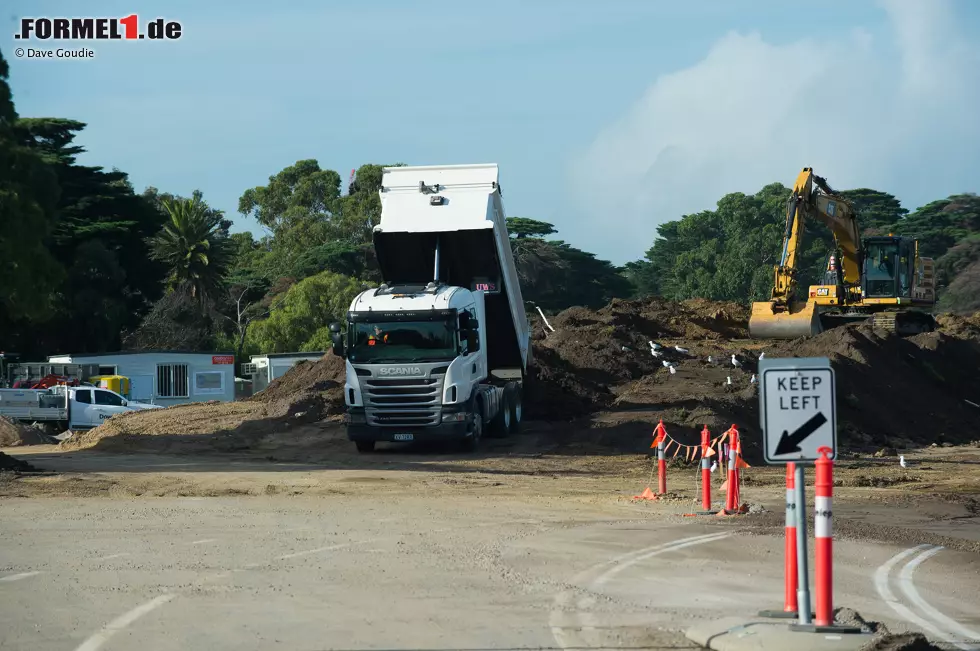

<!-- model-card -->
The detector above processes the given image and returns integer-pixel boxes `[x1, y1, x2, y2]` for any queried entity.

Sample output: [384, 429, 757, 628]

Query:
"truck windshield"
[348, 320, 457, 363]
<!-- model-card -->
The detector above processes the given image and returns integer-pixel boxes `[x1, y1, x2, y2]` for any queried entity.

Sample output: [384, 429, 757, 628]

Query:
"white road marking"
[0, 571, 40, 583]
[98, 553, 130, 561]
[73, 594, 175, 651]
[275, 538, 379, 561]
[898, 545, 980, 649]
[189, 539, 216, 545]
[874, 545, 976, 651]
[74, 535, 378, 647]
[549, 530, 731, 649]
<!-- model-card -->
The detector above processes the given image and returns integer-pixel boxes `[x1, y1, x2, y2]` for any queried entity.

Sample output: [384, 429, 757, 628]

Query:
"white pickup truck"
[0, 385, 162, 431]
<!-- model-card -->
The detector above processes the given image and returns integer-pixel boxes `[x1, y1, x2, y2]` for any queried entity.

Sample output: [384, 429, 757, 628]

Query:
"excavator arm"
[748, 167, 862, 339]
[749, 169, 823, 338]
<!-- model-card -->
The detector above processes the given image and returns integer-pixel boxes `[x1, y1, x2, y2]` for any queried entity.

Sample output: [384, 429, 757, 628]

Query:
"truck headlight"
[442, 412, 466, 423]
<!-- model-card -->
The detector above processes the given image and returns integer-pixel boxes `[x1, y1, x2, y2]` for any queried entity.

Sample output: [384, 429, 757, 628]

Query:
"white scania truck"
[329, 164, 532, 452]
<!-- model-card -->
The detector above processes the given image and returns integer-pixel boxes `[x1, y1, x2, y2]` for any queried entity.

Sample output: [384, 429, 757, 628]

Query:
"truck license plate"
[393, 433, 414, 441]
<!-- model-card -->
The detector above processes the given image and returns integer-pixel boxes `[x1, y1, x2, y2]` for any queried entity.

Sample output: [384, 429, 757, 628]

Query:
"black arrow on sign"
[774, 412, 828, 456]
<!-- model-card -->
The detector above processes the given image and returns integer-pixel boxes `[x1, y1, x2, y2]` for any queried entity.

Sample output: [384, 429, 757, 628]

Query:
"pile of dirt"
[0, 416, 47, 447]
[934, 311, 980, 342]
[528, 297, 980, 455]
[61, 354, 347, 455]
[0, 451, 37, 472]
[859, 633, 943, 651]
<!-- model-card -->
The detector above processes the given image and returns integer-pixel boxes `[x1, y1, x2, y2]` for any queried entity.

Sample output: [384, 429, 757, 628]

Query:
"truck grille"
[362, 374, 445, 427]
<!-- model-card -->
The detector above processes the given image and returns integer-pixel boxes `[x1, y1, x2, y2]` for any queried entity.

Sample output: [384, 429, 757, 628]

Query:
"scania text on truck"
[329, 164, 532, 452]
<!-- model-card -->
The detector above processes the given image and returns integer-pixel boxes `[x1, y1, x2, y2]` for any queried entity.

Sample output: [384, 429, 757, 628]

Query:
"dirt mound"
[0, 451, 37, 472]
[859, 633, 942, 651]
[764, 323, 980, 450]
[935, 311, 980, 342]
[0, 416, 47, 447]
[530, 295, 980, 454]
[62, 354, 347, 455]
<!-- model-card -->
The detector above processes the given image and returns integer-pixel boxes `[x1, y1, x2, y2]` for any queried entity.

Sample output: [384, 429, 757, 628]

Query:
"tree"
[838, 188, 908, 234]
[504, 217, 633, 311]
[627, 182, 836, 304]
[14, 117, 169, 353]
[148, 196, 230, 300]
[0, 49, 63, 339]
[507, 217, 557, 238]
[248, 271, 367, 353]
[238, 161, 398, 283]
[122, 286, 221, 351]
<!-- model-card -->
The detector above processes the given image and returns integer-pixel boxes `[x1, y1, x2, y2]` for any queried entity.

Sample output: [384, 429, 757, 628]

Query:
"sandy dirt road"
[2, 447, 980, 651]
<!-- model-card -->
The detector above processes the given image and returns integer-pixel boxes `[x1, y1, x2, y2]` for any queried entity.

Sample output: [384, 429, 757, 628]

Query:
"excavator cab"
[863, 238, 900, 298]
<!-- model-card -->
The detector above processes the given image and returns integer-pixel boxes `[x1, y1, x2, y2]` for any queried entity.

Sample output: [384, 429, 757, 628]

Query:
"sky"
[7, 1, 980, 265]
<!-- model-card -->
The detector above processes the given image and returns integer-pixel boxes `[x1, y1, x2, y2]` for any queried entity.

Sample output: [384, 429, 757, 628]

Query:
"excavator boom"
[747, 168, 824, 339]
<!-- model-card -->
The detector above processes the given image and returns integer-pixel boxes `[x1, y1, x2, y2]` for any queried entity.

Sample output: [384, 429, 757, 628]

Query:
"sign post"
[759, 357, 838, 630]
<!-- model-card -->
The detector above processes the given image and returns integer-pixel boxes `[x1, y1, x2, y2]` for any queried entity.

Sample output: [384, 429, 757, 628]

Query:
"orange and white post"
[657, 432, 667, 496]
[784, 462, 798, 614]
[814, 447, 834, 626]
[724, 426, 738, 512]
[700, 425, 711, 511]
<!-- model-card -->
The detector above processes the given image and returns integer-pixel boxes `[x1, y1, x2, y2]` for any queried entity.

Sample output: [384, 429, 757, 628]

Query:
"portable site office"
[46, 351, 236, 405]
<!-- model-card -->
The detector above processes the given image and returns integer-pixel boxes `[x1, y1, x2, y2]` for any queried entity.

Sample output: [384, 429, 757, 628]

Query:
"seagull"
[674, 345, 689, 354]
[731, 354, 742, 368]
[668, 365, 676, 375]
[707, 355, 714, 363]
[650, 341, 662, 351]
[662, 360, 673, 368]
[900, 455, 907, 468]
[621, 345, 630, 352]
[651, 349, 662, 358]
[726, 376, 732, 385]
[710, 461, 718, 473]
[750, 374, 757, 384]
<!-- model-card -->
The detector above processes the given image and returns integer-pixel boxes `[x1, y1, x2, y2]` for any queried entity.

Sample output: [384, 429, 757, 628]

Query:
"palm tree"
[148, 196, 230, 301]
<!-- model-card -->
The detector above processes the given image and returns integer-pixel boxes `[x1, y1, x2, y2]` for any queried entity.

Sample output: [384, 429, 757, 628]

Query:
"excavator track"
[870, 311, 935, 336]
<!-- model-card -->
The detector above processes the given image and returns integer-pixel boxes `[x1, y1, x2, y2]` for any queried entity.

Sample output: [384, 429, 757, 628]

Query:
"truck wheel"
[461, 399, 483, 452]
[355, 440, 375, 453]
[508, 383, 523, 434]
[489, 390, 511, 438]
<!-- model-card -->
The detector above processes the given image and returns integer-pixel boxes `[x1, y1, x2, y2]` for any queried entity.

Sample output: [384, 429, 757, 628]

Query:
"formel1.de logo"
[14, 15, 182, 41]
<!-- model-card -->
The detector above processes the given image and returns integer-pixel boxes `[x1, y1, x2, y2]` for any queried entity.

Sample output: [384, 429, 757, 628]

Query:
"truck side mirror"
[467, 330, 480, 352]
[458, 312, 470, 330]
[328, 322, 346, 358]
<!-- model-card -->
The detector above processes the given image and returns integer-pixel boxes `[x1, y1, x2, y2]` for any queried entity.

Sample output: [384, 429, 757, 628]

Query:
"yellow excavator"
[749, 168, 937, 339]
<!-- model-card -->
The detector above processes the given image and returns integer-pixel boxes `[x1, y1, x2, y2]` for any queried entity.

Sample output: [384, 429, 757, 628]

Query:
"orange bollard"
[700, 425, 711, 511]
[784, 462, 798, 613]
[724, 426, 737, 512]
[731, 426, 741, 510]
[759, 461, 800, 619]
[814, 447, 834, 626]
[657, 436, 667, 495]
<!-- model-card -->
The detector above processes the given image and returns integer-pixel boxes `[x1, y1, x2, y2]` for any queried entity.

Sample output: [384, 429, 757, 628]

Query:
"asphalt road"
[2, 453, 980, 650]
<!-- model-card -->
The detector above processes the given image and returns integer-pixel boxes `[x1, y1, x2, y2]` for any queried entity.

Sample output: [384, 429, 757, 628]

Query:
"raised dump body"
[372, 163, 530, 376]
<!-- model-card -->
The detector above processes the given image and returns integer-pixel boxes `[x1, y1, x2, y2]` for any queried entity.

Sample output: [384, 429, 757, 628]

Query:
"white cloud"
[568, 0, 980, 263]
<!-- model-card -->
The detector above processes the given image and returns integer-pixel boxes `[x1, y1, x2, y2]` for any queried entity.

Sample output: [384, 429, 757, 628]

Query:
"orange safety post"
[657, 435, 667, 496]
[700, 425, 711, 511]
[784, 462, 798, 613]
[814, 446, 834, 626]
[724, 426, 737, 512]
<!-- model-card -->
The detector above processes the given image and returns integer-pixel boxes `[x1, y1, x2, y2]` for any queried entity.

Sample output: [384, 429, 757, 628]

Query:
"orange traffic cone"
[632, 487, 658, 501]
